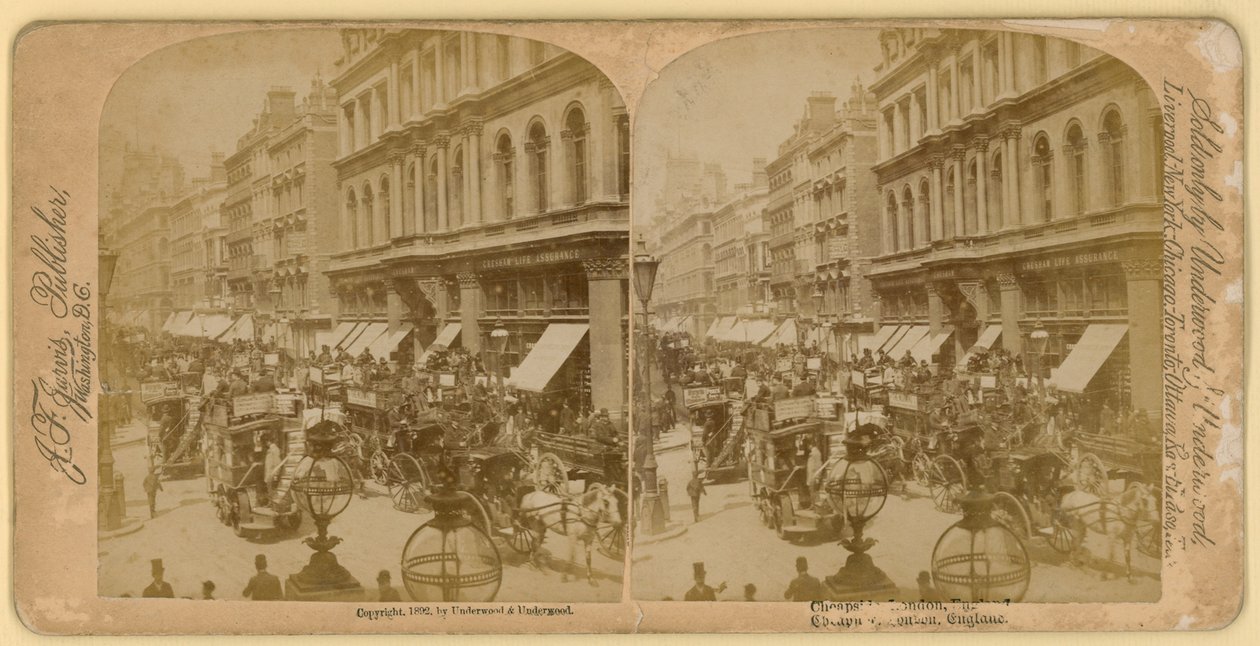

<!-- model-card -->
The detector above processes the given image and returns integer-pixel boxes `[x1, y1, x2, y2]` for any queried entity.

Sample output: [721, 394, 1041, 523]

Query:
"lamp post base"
[639, 492, 667, 536]
[285, 550, 365, 601]
[824, 552, 897, 602]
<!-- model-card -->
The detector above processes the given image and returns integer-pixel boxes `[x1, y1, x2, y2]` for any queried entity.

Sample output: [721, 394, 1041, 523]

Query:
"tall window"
[361, 183, 374, 246]
[1067, 124, 1087, 215]
[379, 175, 391, 238]
[425, 157, 438, 231]
[1034, 135, 1053, 221]
[617, 114, 630, 197]
[965, 160, 978, 234]
[989, 152, 1003, 230]
[528, 122, 549, 212]
[944, 169, 956, 238]
[886, 192, 899, 252]
[566, 107, 588, 204]
[449, 148, 464, 228]
[918, 179, 931, 243]
[403, 164, 416, 236]
[902, 187, 915, 247]
[1103, 110, 1126, 207]
[496, 134, 515, 219]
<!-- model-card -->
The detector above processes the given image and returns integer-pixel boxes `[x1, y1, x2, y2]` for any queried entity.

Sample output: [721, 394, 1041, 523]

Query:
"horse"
[1059, 482, 1158, 581]
[518, 483, 623, 584]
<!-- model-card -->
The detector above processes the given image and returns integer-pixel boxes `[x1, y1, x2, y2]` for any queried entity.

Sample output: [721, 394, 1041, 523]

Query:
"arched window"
[425, 157, 439, 231]
[944, 168, 956, 238]
[901, 186, 915, 248]
[379, 175, 391, 239]
[1067, 124, 1087, 215]
[528, 122, 549, 213]
[1103, 110, 1125, 206]
[449, 147, 464, 228]
[918, 179, 932, 243]
[403, 163, 416, 236]
[1034, 134, 1053, 222]
[965, 160, 978, 234]
[886, 192, 899, 253]
[496, 133, 515, 219]
[989, 151, 1003, 230]
[617, 114, 630, 198]
[361, 182, 374, 246]
[565, 106, 588, 204]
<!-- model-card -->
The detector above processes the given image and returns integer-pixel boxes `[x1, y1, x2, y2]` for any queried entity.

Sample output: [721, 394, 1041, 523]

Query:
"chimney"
[210, 152, 226, 183]
[806, 91, 837, 132]
[266, 86, 297, 127]
[751, 157, 768, 188]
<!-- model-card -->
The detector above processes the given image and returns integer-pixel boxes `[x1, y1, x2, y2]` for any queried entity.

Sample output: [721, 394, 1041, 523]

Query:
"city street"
[632, 387, 1160, 603]
[99, 417, 623, 602]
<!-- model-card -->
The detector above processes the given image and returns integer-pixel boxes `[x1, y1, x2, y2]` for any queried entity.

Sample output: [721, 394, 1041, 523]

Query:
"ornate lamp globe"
[823, 424, 889, 550]
[931, 486, 1032, 602]
[292, 421, 355, 524]
[490, 318, 510, 354]
[401, 471, 503, 602]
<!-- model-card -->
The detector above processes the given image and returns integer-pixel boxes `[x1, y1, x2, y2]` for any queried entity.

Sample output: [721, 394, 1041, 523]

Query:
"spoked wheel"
[1074, 453, 1109, 497]
[508, 518, 537, 554]
[991, 491, 1032, 541]
[597, 488, 630, 560]
[387, 454, 430, 514]
[1048, 514, 1077, 554]
[370, 450, 391, 486]
[534, 452, 568, 495]
[911, 452, 933, 487]
[929, 455, 967, 513]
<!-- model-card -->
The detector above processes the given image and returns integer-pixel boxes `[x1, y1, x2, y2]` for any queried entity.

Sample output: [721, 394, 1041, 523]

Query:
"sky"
[100, 29, 344, 184]
[633, 28, 883, 225]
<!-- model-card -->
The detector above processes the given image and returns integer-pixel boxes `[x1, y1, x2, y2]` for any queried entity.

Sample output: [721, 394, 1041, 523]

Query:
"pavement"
[98, 418, 624, 602]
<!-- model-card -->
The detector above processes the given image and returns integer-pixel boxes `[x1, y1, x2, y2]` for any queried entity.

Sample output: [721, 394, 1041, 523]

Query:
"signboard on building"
[684, 386, 723, 409]
[140, 381, 179, 402]
[232, 394, 273, 418]
[774, 397, 814, 422]
[888, 390, 919, 411]
[346, 388, 378, 409]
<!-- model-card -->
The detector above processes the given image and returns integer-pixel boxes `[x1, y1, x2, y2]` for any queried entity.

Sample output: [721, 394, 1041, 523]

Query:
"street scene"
[632, 27, 1163, 602]
[98, 27, 630, 602]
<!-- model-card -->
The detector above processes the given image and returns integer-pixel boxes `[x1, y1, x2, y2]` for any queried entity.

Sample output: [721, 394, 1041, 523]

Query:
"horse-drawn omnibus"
[746, 396, 845, 541]
[683, 386, 746, 482]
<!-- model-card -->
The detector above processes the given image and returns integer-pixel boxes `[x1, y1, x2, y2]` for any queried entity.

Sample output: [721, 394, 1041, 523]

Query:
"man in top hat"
[242, 554, 283, 600]
[684, 562, 726, 601]
[783, 556, 824, 601]
[590, 408, 619, 447]
[142, 559, 174, 598]
[376, 569, 401, 602]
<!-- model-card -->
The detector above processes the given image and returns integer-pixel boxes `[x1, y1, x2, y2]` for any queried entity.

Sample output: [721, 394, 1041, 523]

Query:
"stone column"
[892, 101, 904, 155]
[1004, 126, 1022, 227]
[339, 104, 352, 155]
[435, 134, 450, 231]
[970, 39, 983, 113]
[584, 258, 628, 422]
[974, 136, 989, 235]
[951, 146, 966, 236]
[434, 36, 446, 107]
[908, 93, 922, 143]
[356, 96, 369, 148]
[410, 49, 422, 119]
[467, 121, 483, 225]
[929, 155, 945, 241]
[557, 129, 574, 208]
[389, 151, 404, 239]
[412, 141, 427, 233]
[457, 272, 482, 355]
[926, 283, 945, 335]
[460, 128, 472, 228]
[996, 272, 1022, 355]
[388, 59, 400, 128]
[948, 48, 962, 123]
[1123, 259, 1162, 414]
[926, 64, 940, 132]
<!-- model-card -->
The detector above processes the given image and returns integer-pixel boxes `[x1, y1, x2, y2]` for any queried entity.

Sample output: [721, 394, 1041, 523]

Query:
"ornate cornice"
[583, 258, 628, 281]
[1121, 259, 1161, 281]
[973, 136, 989, 153]
[994, 273, 1019, 289]
[456, 272, 480, 289]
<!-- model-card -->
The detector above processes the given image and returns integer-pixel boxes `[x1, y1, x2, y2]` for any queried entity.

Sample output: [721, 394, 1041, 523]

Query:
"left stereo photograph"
[94, 27, 630, 604]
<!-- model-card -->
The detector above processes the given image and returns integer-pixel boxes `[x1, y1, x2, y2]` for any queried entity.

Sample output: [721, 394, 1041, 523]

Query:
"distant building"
[107, 147, 186, 332]
[169, 153, 228, 312]
[653, 208, 714, 338]
[326, 28, 630, 418]
[867, 28, 1162, 415]
[712, 160, 769, 317]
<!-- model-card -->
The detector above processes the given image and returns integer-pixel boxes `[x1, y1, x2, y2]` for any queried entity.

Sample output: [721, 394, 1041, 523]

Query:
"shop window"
[551, 273, 589, 314]
[1022, 281, 1057, 317]
[485, 278, 519, 315]
[521, 276, 545, 314]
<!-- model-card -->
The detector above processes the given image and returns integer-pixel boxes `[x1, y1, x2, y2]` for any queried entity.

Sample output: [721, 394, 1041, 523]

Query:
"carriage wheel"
[991, 491, 1032, 541]
[775, 495, 793, 539]
[597, 488, 630, 560]
[388, 454, 430, 514]
[534, 452, 568, 495]
[929, 455, 967, 513]
[911, 452, 933, 487]
[508, 521, 536, 554]
[370, 450, 391, 486]
[1075, 453, 1108, 497]
[1048, 516, 1076, 554]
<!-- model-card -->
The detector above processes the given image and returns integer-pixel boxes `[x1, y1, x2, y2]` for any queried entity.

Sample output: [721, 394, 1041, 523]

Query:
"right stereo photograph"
[630, 26, 1165, 604]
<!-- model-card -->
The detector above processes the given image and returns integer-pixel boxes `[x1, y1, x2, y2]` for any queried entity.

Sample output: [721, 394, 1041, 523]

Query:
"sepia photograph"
[632, 26, 1165, 603]
[95, 26, 630, 603]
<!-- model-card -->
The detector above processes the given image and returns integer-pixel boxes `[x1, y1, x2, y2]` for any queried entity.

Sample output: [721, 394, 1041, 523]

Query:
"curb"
[632, 523, 689, 551]
[99, 517, 147, 540]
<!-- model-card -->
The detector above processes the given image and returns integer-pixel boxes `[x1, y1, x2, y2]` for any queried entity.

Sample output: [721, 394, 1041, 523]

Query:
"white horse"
[1059, 482, 1157, 581]
[519, 483, 623, 584]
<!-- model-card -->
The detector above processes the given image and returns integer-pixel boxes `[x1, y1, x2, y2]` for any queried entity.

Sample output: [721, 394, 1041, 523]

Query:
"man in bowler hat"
[242, 554, 283, 600]
[142, 559, 174, 598]
[783, 556, 824, 601]
[684, 562, 726, 600]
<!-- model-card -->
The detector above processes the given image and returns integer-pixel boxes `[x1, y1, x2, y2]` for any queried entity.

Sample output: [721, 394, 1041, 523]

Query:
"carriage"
[141, 380, 205, 479]
[531, 430, 626, 493]
[202, 394, 305, 539]
[306, 364, 345, 407]
[446, 447, 539, 555]
[746, 396, 845, 541]
[847, 368, 887, 410]
[683, 386, 746, 482]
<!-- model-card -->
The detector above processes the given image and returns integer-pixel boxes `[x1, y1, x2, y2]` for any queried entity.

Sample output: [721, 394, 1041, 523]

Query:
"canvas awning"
[431, 322, 462, 349]
[218, 314, 255, 343]
[863, 325, 901, 353]
[740, 319, 778, 345]
[510, 324, 589, 393]
[1050, 324, 1129, 394]
[183, 313, 233, 340]
[877, 325, 910, 354]
[761, 318, 799, 348]
[327, 321, 357, 349]
[887, 325, 930, 359]
[705, 316, 731, 339]
[367, 323, 414, 360]
[335, 322, 369, 351]
[911, 327, 954, 363]
[959, 325, 1003, 366]
[344, 322, 388, 357]
[160, 312, 177, 332]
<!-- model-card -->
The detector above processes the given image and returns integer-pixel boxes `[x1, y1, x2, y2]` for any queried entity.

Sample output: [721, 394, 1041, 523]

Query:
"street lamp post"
[98, 243, 123, 532]
[930, 486, 1031, 602]
[401, 471, 503, 601]
[632, 234, 666, 536]
[285, 420, 364, 600]
[823, 424, 897, 600]
[811, 285, 824, 351]
[490, 318, 509, 395]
